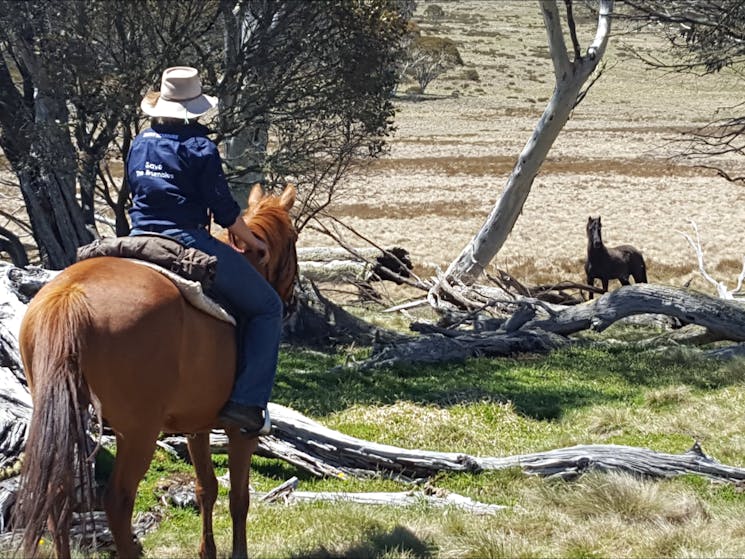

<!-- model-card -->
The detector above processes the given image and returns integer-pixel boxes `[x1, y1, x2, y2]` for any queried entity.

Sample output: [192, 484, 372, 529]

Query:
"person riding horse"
[128, 66, 280, 434]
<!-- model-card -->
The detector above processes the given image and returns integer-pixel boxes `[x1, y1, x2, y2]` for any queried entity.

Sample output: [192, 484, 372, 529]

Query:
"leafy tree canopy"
[0, 0, 412, 267]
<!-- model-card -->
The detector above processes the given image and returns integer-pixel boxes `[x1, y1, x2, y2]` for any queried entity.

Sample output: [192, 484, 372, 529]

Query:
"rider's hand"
[227, 218, 270, 267]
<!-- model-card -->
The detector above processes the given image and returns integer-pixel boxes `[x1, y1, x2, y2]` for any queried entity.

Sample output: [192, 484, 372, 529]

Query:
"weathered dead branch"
[348, 283, 745, 370]
[523, 283, 745, 338]
[366, 326, 568, 368]
[257, 475, 505, 514]
[156, 405, 745, 485]
[679, 221, 745, 299]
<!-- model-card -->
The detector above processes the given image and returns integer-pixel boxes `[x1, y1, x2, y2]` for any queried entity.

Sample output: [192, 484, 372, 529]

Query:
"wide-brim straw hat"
[140, 66, 218, 119]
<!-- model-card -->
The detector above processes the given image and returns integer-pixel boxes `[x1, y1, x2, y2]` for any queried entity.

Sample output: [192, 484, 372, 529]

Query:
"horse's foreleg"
[226, 428, 260, 559]
[187, 433, 218, 559]
[105, 430, 158, 559]
[601, 278, 609, 293]
[587, 276, 595, 300]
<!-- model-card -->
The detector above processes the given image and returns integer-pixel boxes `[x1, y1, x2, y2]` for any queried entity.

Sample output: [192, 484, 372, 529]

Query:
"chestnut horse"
[585, 215, 647, 299]
[13, 184, 298, 559]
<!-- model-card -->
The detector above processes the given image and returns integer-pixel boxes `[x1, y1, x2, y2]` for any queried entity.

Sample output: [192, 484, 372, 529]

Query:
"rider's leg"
[159, 228, 282, 433]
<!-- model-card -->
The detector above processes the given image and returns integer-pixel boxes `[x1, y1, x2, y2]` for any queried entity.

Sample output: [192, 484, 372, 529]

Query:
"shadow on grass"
[290, 525, 434, 559]
[275, 343, 744, 421]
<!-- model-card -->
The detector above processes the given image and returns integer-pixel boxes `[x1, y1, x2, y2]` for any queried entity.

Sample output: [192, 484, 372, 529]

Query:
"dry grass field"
[299, 1, 745, 294]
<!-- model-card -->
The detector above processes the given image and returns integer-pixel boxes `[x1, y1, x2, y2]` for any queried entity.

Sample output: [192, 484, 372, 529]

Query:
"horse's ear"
[248, 183, 265, 207]
[279, 184, 297, 211]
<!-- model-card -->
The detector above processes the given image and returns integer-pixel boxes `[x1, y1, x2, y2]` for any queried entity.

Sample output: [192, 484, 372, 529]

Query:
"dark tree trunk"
[0, 28, 93, 270]
[78, 151, 99, 233]
[0, 228, 28, 268]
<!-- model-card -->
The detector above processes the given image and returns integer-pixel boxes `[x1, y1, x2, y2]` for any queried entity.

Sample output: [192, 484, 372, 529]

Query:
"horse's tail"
[13, 282, 97, 558]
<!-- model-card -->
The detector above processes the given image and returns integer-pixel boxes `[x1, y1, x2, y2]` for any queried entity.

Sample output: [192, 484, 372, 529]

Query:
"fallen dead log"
[370, 284, 745, 370]
[297, 246, 414, 286]
[157, 405, 745, 485]
[228, 474, 506, 514]
[362, 326, 568, 369]
[0, 266, 55, 475]
[297, 247, 388, 262]
[261, 475, 506, 515]
[478, 441, 745, 481]
[521, 283, 745, 338]
[277, 489, 506, 515]
[299, 259, 369, 284]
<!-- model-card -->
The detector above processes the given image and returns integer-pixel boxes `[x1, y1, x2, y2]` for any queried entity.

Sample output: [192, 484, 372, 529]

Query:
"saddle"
[77, 234, 217, 290]
[76, 235, 235, 325]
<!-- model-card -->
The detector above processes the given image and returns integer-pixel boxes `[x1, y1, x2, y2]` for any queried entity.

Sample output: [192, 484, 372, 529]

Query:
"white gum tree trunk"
[442, 0, 614, 285]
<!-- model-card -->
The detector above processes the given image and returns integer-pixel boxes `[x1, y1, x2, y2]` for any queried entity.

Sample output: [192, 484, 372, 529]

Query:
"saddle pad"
[126, 259, 236, 326]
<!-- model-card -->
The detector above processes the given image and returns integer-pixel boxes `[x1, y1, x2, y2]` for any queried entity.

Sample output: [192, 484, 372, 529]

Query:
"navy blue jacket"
[127, 123, 241, 232]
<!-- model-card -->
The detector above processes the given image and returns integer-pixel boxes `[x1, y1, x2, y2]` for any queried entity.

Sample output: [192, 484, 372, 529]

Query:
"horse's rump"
[23, 257, 236, 434]
[608, 244, 647, 282]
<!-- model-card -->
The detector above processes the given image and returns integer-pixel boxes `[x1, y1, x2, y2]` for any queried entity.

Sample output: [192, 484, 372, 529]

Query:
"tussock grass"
[538, 472, 707, 524]
[643, 384, 693, 408]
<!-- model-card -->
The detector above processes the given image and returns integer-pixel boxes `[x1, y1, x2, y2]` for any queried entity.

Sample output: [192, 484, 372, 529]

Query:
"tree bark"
[0, 228, 28, 268]
[0, 28, 93, 269]
[443, 0, 613, 285]
[219, 1, 274, 202]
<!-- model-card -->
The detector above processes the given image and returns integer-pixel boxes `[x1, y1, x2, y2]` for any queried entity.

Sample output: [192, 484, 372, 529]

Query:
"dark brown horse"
[585, 216, 647, 299]
[13, 184, 298, 559]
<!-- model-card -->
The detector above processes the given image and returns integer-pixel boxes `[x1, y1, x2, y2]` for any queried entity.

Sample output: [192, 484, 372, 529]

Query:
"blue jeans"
[131, 227, 282, 408]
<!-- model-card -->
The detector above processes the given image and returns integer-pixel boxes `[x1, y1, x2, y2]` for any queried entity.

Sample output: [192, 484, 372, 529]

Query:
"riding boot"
[218, 402, 272, 436]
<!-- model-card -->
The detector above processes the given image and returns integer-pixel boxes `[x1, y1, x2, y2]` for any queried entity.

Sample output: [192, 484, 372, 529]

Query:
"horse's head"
[235, 184, 299, 305]
[586, 216, 603, 248]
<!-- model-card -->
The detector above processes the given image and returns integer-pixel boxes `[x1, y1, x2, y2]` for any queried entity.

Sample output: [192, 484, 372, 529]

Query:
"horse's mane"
[245, 200, 296, 242]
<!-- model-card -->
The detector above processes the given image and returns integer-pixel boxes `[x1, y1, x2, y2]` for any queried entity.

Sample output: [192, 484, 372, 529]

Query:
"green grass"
[102, 340, 745, 558]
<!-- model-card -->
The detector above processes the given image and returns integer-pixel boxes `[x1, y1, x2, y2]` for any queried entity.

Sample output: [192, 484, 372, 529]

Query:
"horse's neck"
[587, 238, 608, 256]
